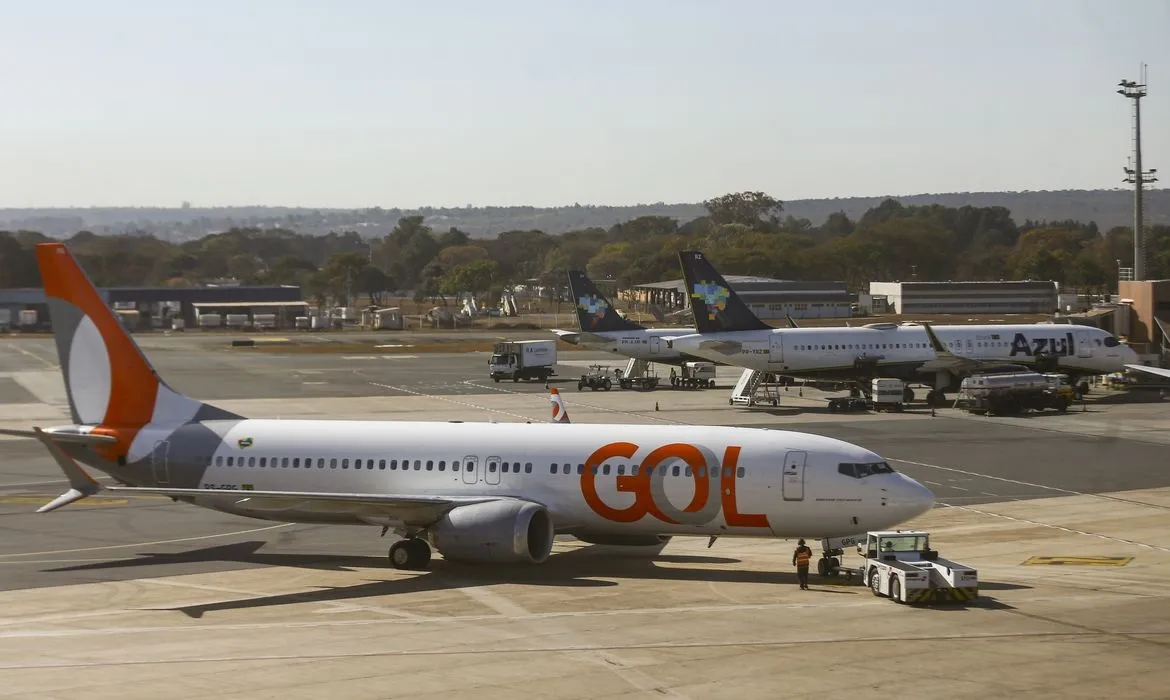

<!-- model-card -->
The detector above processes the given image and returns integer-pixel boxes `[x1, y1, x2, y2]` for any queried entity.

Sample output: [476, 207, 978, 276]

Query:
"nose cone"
[887, 474, 935, 523]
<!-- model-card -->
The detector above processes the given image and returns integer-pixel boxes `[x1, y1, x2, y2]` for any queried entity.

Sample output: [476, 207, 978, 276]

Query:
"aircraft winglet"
[31, 427, 103, 513]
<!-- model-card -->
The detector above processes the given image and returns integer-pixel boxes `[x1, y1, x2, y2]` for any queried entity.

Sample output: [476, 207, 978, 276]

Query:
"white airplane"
[2, 243, 934, 572]
[550, 270, 706, 365]
[667, 250, 1140, 406]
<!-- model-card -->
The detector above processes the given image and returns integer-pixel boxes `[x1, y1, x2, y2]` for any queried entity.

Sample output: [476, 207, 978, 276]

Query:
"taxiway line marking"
[890, 457, 1170, 512]
[937, 501, 1170, 554]
[0, 523, 293, 559]
[4, 342, 58, 370]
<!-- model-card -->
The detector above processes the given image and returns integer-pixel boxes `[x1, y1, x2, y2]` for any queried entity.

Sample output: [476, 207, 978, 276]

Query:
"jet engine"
[428, 500, 555, 564]
[574, 534, 672, 547]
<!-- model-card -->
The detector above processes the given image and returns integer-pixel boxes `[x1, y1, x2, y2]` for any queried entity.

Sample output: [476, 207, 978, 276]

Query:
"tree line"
[0, 191, 1166, 307]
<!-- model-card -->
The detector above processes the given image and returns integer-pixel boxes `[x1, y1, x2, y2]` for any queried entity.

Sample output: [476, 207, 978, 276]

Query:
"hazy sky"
[2, 0, 1168, 208]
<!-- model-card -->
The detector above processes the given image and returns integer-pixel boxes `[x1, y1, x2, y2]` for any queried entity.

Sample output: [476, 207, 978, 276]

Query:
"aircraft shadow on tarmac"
[42, 540, 876, 618]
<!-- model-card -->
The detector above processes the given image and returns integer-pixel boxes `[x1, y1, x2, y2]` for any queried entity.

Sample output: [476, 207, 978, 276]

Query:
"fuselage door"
[1076, 330, 1092, 358]
[964, 337, 974, 354]
[485, 456, 501, 485]
[650, 336, 662, 355]
[769, 333, 783, 364]
[151, 440, 170, 485]
[782, 450, 806, 501]
[461, 455, 479, 485]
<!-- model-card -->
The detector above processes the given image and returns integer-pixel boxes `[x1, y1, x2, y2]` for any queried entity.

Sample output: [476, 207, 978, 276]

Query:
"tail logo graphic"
[576, 295, 610, 329]
[690, 282, 731, 320]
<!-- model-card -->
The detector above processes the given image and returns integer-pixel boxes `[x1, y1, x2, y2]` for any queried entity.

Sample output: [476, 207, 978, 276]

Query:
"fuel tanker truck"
[955, 371, 1075, 416]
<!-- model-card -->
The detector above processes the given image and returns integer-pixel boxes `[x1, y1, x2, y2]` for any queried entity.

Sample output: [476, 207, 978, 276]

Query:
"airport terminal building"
[867, 280, 1059, 315]
[0, 285, 305, 331]
[624, 276, 852, 320]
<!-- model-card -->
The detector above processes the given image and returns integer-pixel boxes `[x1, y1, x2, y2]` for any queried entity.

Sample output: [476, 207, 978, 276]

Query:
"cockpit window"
[1104, 336, 1120, 348]
[838, 461, 896, 478]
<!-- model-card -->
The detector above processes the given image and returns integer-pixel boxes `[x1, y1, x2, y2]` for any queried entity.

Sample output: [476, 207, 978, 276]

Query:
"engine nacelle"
[429, 499, 554, 564]
[574, 534, 672, 547]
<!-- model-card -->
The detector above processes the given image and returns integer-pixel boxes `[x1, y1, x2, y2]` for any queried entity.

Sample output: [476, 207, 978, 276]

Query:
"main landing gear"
[388, 538, 432, 570]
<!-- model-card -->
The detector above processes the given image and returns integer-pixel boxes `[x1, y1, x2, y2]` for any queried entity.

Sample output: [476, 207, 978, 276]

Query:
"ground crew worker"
[792, 539, 813, 589]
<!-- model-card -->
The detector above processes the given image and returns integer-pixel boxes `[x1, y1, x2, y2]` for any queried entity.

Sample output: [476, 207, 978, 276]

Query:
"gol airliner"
[3, 243, 934, 571]
[667, 251, 1140, 406]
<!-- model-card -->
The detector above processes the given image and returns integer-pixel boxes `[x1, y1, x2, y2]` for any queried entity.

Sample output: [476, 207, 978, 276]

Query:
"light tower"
[1118, 66, 1158, 281]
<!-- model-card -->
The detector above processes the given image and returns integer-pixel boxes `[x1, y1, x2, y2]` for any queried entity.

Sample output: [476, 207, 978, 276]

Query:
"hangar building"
[867, 280, 1058, 315]
[624, 276, 851, 320]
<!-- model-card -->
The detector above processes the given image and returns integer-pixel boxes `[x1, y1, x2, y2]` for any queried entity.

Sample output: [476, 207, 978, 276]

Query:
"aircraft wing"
[917, 324, 1029, 374]
[550, 328, 613, 345]
[1125, 364, 1170, 380]
[106, 485, 502, 526]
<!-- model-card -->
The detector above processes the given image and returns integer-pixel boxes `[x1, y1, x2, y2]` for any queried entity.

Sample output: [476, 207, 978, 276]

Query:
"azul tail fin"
[549, 387, 571, 423]
[677, 251, 771, 333]
[36, 243, 241, 451]
[567, 270, 643, 333]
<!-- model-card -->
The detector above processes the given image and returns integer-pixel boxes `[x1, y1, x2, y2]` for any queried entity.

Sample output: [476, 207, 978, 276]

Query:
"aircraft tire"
[389, 538, 432, 570]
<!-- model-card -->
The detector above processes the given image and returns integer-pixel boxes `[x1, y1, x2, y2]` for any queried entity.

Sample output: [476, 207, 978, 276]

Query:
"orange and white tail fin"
[549, 387, 571, 423]
[36, 243, 240, 444]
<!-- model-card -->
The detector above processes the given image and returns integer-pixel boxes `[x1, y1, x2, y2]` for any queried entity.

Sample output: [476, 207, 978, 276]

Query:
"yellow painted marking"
[0, 497, 129, 507]
[1021, 556, 1133, 567]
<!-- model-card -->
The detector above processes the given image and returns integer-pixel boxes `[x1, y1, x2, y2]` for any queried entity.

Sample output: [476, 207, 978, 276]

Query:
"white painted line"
[937, 502, 1170, 554]
[0, 523, 293, 558]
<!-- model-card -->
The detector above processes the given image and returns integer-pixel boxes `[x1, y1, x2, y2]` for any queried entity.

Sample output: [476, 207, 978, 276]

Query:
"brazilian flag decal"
[237, 437, 254, 449]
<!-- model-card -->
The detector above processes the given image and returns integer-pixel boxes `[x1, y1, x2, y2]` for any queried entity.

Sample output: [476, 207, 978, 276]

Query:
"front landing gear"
[388, 538, 432, 570]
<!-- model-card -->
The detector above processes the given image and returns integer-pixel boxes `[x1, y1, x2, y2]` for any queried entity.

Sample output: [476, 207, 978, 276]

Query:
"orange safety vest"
[795, 549, 811, 567]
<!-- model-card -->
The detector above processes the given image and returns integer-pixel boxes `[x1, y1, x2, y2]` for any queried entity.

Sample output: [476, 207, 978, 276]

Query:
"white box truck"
[490, 340, 557, 382]
[870, 378, 905, 412]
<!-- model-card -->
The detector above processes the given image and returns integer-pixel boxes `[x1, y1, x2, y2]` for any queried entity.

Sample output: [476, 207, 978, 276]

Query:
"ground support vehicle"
[860, 531, 979, 604]
[870, 378, 906, 412]
[578, 365, 614, 391]
[618, 364, 660, 390]
[489, 340, 557, 383]
[670, 362, 717, 389]
[827, 396, 869, 412]
[955, 371, 1073, 415]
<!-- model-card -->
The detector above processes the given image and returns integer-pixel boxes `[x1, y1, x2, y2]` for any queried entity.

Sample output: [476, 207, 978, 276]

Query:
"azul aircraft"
[666, 251, 1139, 406]
[549, 270, 707, 365]
[2, 243, 935, 571]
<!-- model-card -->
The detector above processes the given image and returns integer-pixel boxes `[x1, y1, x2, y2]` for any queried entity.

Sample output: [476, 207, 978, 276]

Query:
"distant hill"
[1, 189, 1165, 240]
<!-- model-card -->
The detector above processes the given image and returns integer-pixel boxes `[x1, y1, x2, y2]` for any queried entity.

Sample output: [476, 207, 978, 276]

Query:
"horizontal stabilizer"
[0, 427, 117, 445]
[29, 427, 104, 512]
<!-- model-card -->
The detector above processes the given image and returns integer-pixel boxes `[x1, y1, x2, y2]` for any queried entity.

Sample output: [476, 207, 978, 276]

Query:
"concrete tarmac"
[1, 335, 1169, 698]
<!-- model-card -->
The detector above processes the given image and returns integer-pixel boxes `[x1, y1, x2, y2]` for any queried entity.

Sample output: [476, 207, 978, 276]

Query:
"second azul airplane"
[665, 251, 1140, 406]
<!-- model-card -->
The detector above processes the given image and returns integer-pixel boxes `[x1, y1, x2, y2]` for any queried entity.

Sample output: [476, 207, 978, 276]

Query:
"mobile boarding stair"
[729, 369, 785, 407]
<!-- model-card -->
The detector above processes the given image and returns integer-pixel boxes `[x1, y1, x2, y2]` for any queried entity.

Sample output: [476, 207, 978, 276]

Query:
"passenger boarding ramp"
[729, 369, 785, 407]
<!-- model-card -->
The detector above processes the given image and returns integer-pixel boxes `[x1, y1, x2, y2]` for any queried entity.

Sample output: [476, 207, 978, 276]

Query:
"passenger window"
[259, 457, 267, 467]
[330, 458, 337, 469]
[390, 460, 397, 469]
[563, 464, 570, 474]
[226, 456, 233, 466]
[525, 462, 532, 473]
[438, 460, 445, 471]
[215, 456, 223, 467]
[550, 463, 558, 474]
[426, 460, 434, 471]
[737, 467, 745, 478]
[685, 466, 692, 477]
[344, 459, 351, 469]
[617, 465, 626, 475]
[577, 464, 584, 475]
[292, 458, 299, 468]
[489, 461, 497, 473]
[631, 465, 639, 476]
[591, 465, 598, 475]
[414, 460, 421, 470]
[248, 457, 256, 467]
[672, 465, 680, 477]
[602, 464, 611, 475]
[502, 461, 509, 472]
[282, 457, 289, 468]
